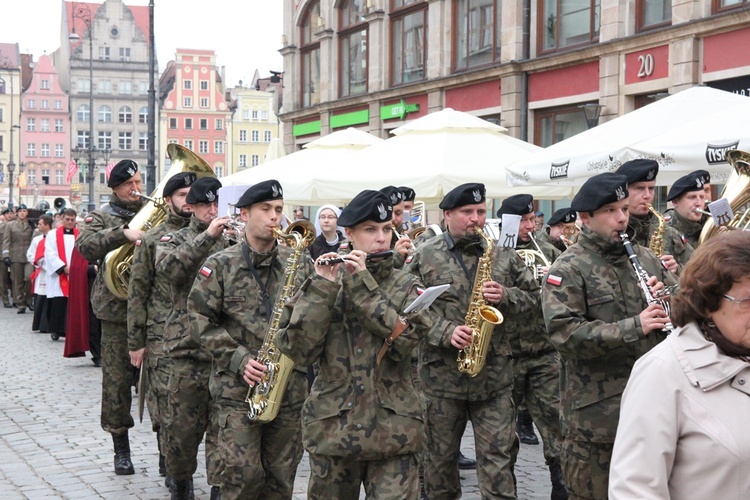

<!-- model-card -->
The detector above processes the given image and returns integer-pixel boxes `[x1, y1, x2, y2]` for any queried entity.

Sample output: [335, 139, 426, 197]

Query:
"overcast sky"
[0, 0, 284, 87]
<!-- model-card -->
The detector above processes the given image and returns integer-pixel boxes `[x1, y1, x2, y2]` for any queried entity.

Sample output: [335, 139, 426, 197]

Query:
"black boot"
[112, 433, 135, 475]
[210, 485, 221, 500]
[165, 475, 177, 492]
[157, 431, 167, 476]
[549, 461, 569, 500]
[171, 478, 194, 500]
[457, 451, 476, 470]
[516, 409, 540, 445]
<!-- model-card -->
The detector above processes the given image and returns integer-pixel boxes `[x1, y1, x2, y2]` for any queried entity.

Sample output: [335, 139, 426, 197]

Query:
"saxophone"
[457, 227, 504, 377]
[246, 220, 316, 422]
[647, 204, 666, 257]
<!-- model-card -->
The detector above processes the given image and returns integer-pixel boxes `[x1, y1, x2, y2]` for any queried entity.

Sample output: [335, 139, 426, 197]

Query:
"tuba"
[517, 233, 551, 282]
[699, 149, 750, 243]
[246, 219, 316, 422]
[103, 144, 216, 299]
[457, 226, 504, 377]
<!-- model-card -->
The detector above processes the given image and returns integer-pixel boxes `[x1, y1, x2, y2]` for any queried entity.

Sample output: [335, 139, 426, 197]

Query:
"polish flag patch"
[680, 234, 686, 244]
[416, 287, 424, 296]
[160, 235, 172, 242]
[135, 239, 142, 247]
[199, 266, 213, 277]
[546, 274, 563, 286]
[406, 254, 414, 264]
[84, 216, 93, 223]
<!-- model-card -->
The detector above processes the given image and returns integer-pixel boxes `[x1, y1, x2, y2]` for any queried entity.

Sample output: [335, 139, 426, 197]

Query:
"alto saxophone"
[457, 227, 504, 377]
[647, 204, 666, 257]
[246, 220, 316, 422]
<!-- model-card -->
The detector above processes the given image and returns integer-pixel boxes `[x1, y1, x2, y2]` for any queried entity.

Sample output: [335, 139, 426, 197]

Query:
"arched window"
[99, 105, 112, 123]
[339, 0, 368, 97]
[119, 106, 132, 123]
[77, 104, 90, 122]
[300, 1, 321, 107]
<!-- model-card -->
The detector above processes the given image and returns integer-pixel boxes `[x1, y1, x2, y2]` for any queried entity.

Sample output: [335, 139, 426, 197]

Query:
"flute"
[317, 250, 393, 266]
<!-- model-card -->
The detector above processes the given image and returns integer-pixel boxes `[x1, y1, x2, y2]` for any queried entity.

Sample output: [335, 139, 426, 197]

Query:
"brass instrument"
[103, 144, 216, 299]
[647, 204, 666, 257]
[222, 203, 245, 243]
[700, 149, 750, 242]
[457, 226, 504, 377]
[517, 233, 551, 282]
[561, 223, 580, 248]
[246, 219, 316, 422]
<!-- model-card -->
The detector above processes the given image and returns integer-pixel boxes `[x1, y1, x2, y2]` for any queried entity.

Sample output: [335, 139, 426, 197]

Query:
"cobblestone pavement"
[0, 304, 550, 499]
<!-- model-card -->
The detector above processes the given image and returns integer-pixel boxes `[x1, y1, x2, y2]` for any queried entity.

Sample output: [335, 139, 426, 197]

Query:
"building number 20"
[637, 54, 654, 77]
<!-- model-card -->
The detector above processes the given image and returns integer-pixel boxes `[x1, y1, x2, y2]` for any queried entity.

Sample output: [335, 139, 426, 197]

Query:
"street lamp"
[578, 103, 604, 129]
[0, 63, 20, 206]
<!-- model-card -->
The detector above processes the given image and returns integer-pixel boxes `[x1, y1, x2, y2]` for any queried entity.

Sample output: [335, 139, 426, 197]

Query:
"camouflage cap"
[615, 159, 659, 184]
[339, 190, 392, 227]
[571, 173, 629, 212]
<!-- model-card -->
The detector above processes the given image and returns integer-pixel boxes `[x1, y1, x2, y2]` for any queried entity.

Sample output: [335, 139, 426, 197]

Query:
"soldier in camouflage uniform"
[497, 194, 568, 499]
[615, 159, 693, 271]
[380, 186, 412, 268]
[536, 208, 578, 253]
[155, 177, 229, 500]
[277, 189, 432, 499]
[189, 180, 309, 500]
[3, 204, 34, 313]
[0, 209, 14, 307]
[404, 182, 539, 499]
[126, 171, 196, 485]
[75, 160, 145, 475]
[542, 173, 678, 499]
[665, 171, 709, 248]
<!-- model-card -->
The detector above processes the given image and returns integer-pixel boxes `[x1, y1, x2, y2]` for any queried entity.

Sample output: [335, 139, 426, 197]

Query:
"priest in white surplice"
[27, 214, 53, 333]
[45, 209, 79, 339]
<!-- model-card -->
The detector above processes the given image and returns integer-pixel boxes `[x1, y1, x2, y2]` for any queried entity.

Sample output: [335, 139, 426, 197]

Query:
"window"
[261, 110, 268, 120]
[184, 139, 193, 150]
[242, 109, 250, 120]
[99, 105, 112, 123]
[239, 154, 247, 167]
[251, 154, 259, 166]
[252, 110, 259, 120]
[41, 79, 49, 89]
[41, 143, 50, 157]
[215, 118, 223, 130]
[98, 80, 112, 93]
[214, 141, 224, 154]
[77, 79, 90, 93]
[184, 97, 192, 107]
[637, 0, 671, 31]
[169, 117, 177, 129]
[540, 0, 600, 53]
[119, 106, 132, 123]
[27, 143, 37, 156]
[55, 119, 63, 132]
[139, 81, 147, 94]
[199, 140, 209, 154]
[41, 99, 49, 109]
[184, 80, 192, 89]
[77, 104, 90, 122]
[56, 169, 64, 185]
[200, 118, 208, 130]
[139, 133, 148, 151]
[391, 1, 427, 85]
[119, 81, 132, 94]
[251, 130, 259, 142]
[301, 1, 321, 107]
[119, 47, 131, 61]
[98, 131, 112, 150]
[200, 80, 209, 90]
[27, 118, 36, 131]
[200, 97, 209, 108]
[41, 119, 50, 132]
[77, 131, 90, 149]
[455, 0, 501, 71]
[139, 107, 148, 123]
[215, 166, 223, 177]
[339, 0, 368, 97]
[185, 118, 193, 129]
[99, 46, 110, 60]
[55, 100, 62, 109]
[55, 144, 64, 157]
[714, 0, 750, 12]
[119, 132, 132, 150]
[42, 169, 50, 183]
[27, 169, 36, 183]
[534, 105, 589, 147]
[264, 130, 272, 142]
[239, 129, 247, 142]
[28, 99, 35, 108]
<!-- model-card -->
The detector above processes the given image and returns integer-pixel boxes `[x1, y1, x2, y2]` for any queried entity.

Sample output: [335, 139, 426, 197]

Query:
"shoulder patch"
[340, 241, 349, 250]
[199, 265, 213, 277]
[546, 274, 562, 286]
[160, 235, 172, 242]
[663, 215, 672, 222]
[135, 239, 142, 247]
[405, 254, 415, 264]
[84, 216, 93, 223]
[680, 234, 686, 244]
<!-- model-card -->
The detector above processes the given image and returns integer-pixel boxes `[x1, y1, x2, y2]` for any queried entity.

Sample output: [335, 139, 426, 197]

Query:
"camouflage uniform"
[276, 256, 432, 499]
[189, 242, 310, 500]
[628, 213, 693, 266]
[154, 215, 230, 485]
[665, 210, 703, 248]
[76, 196, 143, 435]
[0, 219, 11, 306]
[413, 221, 445, 247]
[127, 211, 189, 455]
[404, 232, 539, 499]
[536, 227, 568, 254]
[542, 225, 678, 499]
[3, 218, 33, 309]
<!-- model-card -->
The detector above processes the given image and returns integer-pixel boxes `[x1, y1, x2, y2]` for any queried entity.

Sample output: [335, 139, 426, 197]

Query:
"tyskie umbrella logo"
[550, 160, 569, 179]
[705, 141, 739, 165]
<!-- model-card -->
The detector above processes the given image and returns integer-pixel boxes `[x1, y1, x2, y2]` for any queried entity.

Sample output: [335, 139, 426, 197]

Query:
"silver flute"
[317, 250, 393, 266]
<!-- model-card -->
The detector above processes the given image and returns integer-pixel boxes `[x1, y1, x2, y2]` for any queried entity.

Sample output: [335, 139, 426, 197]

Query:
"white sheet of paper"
[218, 185, 251, 218]
[498, 214, 521, 248]
[403, 284, 451, 314]
[707, 198, 733, 227]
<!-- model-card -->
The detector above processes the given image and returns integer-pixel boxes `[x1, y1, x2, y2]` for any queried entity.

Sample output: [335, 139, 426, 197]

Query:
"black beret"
[667, 171, 707, 201]
[547, 207, 577, 226]
[694, 169, 711, 185]
[339, 190, 392, 227]
[615, 159, 658, 184]
[1, 208, 10, 215]
[236, 179, 283, 208]
[496, 194, 534, 217]
[186, 177, 222, 204]
[163, 172, 198, 198]
[15, 204, 28, 211]
[107, 159, 139, 188]
[571, 173, 629, 212]
[380, 186, 405, 206]
[439, 183, 486, 210]
[399, 186, 416, 202]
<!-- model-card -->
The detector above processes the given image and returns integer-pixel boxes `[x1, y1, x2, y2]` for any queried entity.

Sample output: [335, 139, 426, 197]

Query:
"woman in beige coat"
[609, 230, 750, 499]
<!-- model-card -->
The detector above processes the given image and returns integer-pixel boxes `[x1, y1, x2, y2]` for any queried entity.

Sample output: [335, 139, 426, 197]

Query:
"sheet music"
[707, 198, 733, 227]
[499, 214, 521, 248]
[403, 284, 450, 314]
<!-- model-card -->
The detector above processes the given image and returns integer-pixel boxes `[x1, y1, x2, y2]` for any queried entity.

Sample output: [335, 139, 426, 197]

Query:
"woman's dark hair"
[672, 231, 750, 327]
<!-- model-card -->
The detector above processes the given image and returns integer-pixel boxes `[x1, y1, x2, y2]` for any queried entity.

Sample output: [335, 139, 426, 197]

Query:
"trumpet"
[317, 250, 393, 266]
[222, 204, 245, 242]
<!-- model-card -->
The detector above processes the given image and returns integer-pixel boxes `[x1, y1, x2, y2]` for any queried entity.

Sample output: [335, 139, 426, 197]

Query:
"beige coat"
[609, 322, 750, 499]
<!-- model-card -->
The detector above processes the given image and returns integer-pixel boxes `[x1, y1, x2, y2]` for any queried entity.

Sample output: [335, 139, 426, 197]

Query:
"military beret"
[163, 172, 198, 198]
[399, 186, 416, 202]
[107, 159, 139, 188]
[380, 186, 405, 206]
[547, 207, 577, 226]
[615, 159, 658, 184]
[186, 177, 222, 205]
[667, 171, 707, 201]
[1, 208, 11, 215]
[338, 190, 392, 227]
[571, 173, 629, 212]
[496, 194, 534, 218]
[235, 179, 283, 208]
[15, 204, 28, 211]
[439, 183, 486, 210]
[694, 169, 711, 185]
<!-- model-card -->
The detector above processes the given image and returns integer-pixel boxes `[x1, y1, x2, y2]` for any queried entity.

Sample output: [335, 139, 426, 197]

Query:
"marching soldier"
[538, 207, 578, 253]
[665, 170, 709, 247]
[75, 159, 145, 476]
[277, 189, 432, 499]
[189, 180, 309, 499]
[404, 182, 539, 499]
[126, 171, 196, 486]
[615, 159, 693, 270]
[497, 194, 568, 499]
[0, 208, 13, 308]
[155, 177, 229, 500]
[542, 172, 678, 499]
[3, 204, 34, 313]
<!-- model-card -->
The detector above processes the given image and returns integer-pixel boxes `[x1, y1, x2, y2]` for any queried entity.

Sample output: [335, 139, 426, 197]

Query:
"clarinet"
[619, 232, 674, 333]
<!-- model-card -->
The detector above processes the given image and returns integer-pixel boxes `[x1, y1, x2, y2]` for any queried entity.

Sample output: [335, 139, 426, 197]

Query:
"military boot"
[549, 460, 569, 500]
[516, 409, 539, 445]
[457, 451, 476, 470]
[157, 431, 167, 476]
[112, 433, 135, 475]
[210, 485, 221, 500]
[171, 478, 194, 500]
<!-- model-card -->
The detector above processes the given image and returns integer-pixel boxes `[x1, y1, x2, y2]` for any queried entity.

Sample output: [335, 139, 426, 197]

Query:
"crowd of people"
[5, 152, 750, 500]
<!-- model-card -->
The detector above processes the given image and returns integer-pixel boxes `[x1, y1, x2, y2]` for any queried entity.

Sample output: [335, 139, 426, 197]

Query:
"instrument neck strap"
[242, 242, 274, 320]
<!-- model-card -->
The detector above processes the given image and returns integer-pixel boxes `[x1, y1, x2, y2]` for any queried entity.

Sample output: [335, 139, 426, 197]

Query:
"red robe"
[63, 248, 91, 358]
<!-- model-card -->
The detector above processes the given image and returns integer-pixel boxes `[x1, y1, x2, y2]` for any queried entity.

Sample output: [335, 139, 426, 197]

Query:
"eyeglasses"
[722, 294, 750, 310]
[319, 215, 338, 220]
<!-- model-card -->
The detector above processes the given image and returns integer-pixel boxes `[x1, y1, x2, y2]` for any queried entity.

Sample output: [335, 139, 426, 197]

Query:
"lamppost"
[0, 58, 20, 206]
[68, 2, 98, 213]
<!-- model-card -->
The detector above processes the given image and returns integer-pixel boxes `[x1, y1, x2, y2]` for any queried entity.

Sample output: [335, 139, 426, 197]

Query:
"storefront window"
[301, 1, 321, 108]
[637, 0, 671, 31]
[339, 0, 368, 97]
[540, 0, 600, 53]
[534, 105, 588, 147]
[454, 0, 501, 71]
[391, 1, 427, 85]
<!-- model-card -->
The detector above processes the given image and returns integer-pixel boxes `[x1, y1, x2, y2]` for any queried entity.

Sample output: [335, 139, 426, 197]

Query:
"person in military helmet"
[665, 170, 708, 248]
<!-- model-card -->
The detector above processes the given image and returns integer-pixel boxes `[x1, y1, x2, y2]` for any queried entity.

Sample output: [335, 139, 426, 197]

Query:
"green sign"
[330, 109, 369, 129]
[293, 120, 321, 137]
[380, 100, 420, 121]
